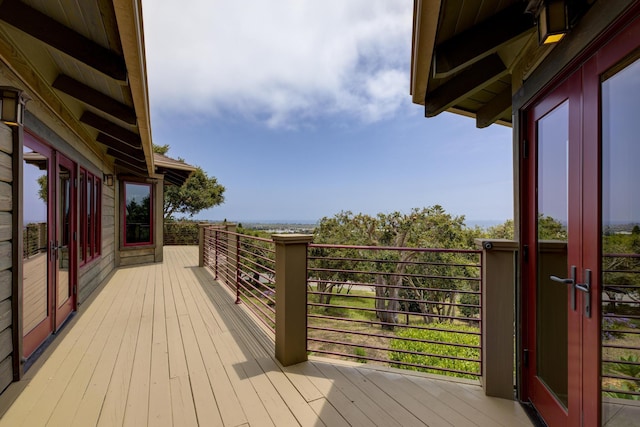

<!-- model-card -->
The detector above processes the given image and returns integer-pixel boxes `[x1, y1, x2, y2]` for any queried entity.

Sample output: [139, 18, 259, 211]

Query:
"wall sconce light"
[103, 174, 114, 186]
[0, 86, 28, 126]
[537, 0, 569, 45]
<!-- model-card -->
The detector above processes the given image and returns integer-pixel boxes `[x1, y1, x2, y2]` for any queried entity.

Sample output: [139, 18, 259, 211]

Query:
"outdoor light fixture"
[0, 86, 27, 126]
[104, 174, 114, 186]
[537, 0, 569, 45]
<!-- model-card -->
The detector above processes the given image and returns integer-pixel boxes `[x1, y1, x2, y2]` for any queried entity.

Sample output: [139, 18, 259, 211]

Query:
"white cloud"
[143, 0, 413, 128]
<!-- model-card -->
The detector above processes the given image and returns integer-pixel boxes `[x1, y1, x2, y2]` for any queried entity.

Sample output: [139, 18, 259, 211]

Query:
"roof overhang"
[153, 153, 196, 187]
[411, 0, 541, 128]
[411, 0, 602, 128]
[0, 0, 154, 175]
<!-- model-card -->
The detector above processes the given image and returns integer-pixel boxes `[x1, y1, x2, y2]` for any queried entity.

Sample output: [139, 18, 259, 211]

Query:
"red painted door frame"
[23, 135, 54, 357]
[54, 152, 76, 330]
[23, 133, 77, 358]
[521, 8, 640, 426]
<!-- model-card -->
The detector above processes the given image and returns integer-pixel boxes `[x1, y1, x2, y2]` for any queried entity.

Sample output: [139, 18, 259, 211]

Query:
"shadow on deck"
[0, 246, 532, 426]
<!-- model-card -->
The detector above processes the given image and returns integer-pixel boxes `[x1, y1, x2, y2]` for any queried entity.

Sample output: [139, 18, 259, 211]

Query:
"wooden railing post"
[475, 239, 518, 400]
[225, 223, 237, 289]
[198, 223, 207, 267]
[272, 234, 313, 366]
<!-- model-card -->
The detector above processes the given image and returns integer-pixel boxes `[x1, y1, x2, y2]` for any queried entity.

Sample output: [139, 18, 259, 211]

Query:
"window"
[79, 168, 101, 265]
[123, 182, 153, 246]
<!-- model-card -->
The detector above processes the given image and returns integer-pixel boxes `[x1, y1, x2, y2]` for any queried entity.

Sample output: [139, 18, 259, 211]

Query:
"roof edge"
[112, 0, 154, 175]
[410, 0, 441, 106]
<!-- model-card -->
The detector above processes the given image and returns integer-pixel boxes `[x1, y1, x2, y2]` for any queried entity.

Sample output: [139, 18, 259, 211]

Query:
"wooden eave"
[411, 0, 538, 128]
[0, 0, 154, 175]
[154, 153, 196, 187]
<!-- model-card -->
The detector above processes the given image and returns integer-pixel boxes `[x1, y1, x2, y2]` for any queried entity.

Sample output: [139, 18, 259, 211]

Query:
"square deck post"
[476, 239, 518, 400]
[272, 234, 313, 366]
[198, 223, 207, 267]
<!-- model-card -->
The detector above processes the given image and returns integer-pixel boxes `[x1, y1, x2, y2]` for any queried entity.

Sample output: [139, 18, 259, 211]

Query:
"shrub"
[390, 322, 480, 379]
[353, 347, 367, 363]
[164, 221, 200, 245]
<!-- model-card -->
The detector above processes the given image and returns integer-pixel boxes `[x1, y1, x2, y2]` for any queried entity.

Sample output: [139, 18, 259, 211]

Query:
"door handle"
[550, 265, 577, 311]
[576, 269, 591, 318]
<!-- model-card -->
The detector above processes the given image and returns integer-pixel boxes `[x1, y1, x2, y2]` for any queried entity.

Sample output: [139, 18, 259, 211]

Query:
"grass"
[306, 285, 481, 378]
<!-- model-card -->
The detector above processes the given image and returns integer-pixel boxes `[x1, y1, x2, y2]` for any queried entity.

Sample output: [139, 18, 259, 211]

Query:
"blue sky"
[143, 0, 514, 224]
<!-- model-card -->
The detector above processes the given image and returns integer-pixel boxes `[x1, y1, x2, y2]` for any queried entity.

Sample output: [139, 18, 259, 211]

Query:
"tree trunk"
[377, 275, 400, 330]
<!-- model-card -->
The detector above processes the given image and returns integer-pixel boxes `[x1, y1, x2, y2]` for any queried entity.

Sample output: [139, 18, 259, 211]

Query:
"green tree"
[37, 174, 47, 202]
[313, 206, 482, 328]
[153, 145, 226, 219]
[487, 219, 514, 239]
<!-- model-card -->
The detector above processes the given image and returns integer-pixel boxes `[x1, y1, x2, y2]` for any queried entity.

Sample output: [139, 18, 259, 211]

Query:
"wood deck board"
[0, 246, 534, 427]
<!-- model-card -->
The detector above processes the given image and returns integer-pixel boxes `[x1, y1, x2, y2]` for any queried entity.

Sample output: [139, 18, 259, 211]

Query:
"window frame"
[79, 168, 101, 266]
[122, 181, 154, 247]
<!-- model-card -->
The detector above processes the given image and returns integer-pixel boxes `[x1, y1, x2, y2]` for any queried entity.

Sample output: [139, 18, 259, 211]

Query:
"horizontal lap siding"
[78, 183, 115, 305]
[0, 124, 12, 393]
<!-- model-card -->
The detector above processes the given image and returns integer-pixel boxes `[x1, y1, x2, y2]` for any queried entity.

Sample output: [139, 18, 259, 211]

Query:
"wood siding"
[78, 184, 115, 305]
[0, 124, 12, 393]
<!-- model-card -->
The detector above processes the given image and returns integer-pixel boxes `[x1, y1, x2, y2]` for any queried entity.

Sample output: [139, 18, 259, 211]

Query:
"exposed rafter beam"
[159, 168, 189, 186]
[97, 133, 144, 161]
[53, 75, 136, 124]
[115, 158, 147, 174]
[425, 54, 508, 117]
[434, 3, 534, 78]
[476, 86, 512, 128]
[0, 0, 127, 81]
[81, 111, 141, 149]
[106, 147, 146, 168]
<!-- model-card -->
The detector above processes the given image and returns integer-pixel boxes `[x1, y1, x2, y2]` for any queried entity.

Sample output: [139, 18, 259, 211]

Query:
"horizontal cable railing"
[307, 244, 483, 379]
[23, 223, 47, 259]
[164, 221, 200, 245]
[602, 253, 640, 399]
[202, 226, 276, 334]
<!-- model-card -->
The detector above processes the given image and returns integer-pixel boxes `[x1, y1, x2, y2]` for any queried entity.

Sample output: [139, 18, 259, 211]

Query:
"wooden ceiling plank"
[0, 0, 127, 81]
[53, 74, 136, 124]
[425, 54, 508, 117]
[434, 2, 533, 77]
[476, 85, 512, 128]
[81, 111, 141, 149]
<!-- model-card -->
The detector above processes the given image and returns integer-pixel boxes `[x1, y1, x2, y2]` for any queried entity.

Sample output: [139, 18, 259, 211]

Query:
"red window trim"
[122, 181, 154, 247]
[80, 168, 101, 267]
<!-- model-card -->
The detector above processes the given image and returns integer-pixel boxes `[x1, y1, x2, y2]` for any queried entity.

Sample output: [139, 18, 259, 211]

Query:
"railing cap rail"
[272, 234, 313, 244]
[310, 243, 480, 254]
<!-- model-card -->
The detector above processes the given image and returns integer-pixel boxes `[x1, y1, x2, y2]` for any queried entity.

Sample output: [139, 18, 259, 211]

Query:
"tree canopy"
[312, 206, 484, 327]
[153, 145, 226, 219]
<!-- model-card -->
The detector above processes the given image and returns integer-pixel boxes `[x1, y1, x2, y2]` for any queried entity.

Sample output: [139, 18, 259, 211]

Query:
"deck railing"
[202, 225, 276, 333]
[23, 222, 47, 259]
[200, 224, 516, 397]
[164, 221, 200, 245]
[307, 244, 482, 378]
[602, 253, 640, 399]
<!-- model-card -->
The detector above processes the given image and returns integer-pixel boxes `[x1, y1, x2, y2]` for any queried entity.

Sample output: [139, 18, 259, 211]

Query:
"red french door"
[523, 9, 640, 427]
[23, 134, 76, 358]
[523, 71, 586, 427]
[54, 153, 75, 330]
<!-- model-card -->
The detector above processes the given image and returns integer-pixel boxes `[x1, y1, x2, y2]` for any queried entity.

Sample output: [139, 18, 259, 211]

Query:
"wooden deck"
[0, 246, 533, 426]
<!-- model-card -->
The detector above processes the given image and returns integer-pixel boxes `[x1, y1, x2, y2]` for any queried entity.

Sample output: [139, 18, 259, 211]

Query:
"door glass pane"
[57, 163, 71, 308]
[601, 56, 640, 425]
[22, 147, 49, 335]
[537, 101, 569, 408]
